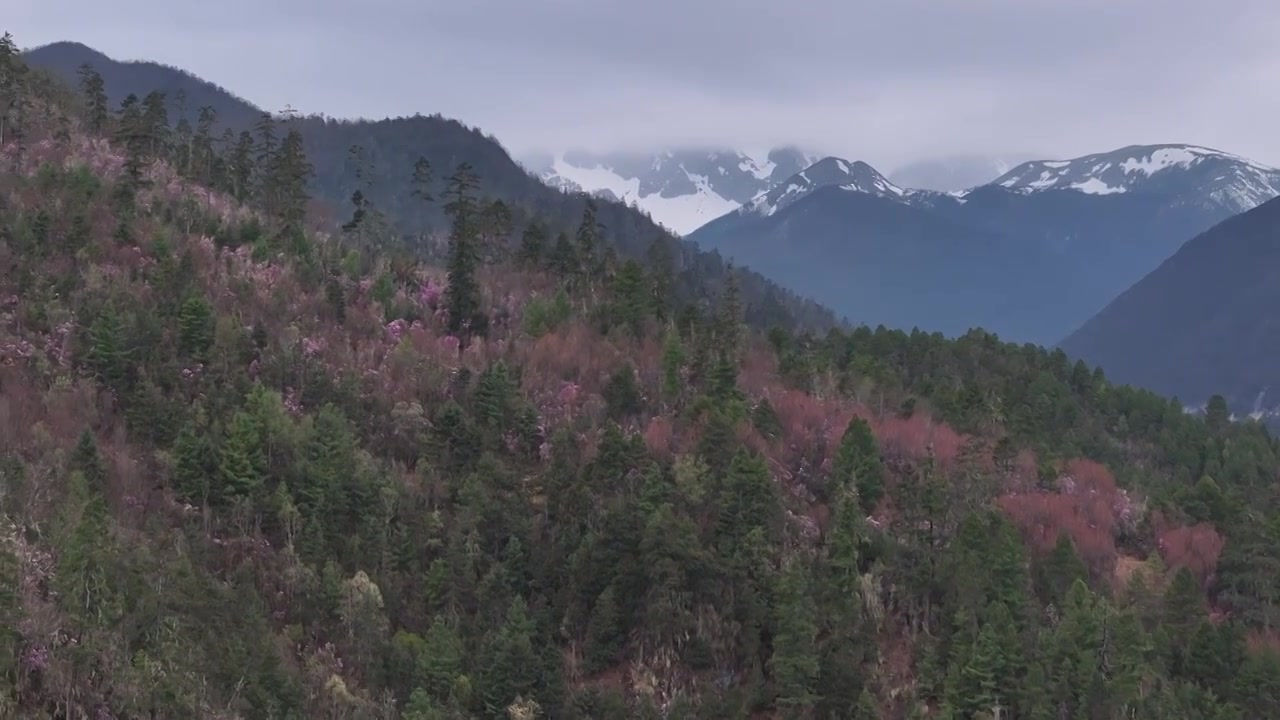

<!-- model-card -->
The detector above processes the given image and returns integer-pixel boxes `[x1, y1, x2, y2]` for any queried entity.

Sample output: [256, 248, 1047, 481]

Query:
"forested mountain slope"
[1060, 195, 1280, 419]
[20, 40, 837, 332]
[2, 31, 1280, 720]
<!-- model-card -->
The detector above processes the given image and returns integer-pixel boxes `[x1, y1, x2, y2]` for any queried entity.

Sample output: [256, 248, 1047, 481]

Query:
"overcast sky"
[11, 0, 1280, 170]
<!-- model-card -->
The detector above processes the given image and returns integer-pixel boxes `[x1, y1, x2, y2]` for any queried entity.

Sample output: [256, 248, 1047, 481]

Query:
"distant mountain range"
[689, 144, 1280, 344]
[529, 150, 1035, 234]
[525, 148, 819, 235]
[1060, 195, 1280, 419]
[22, 41, 838, 332]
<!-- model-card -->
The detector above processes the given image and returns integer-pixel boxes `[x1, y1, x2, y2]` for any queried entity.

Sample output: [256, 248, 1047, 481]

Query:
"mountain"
[1059, 195, 1280, 418]
[22, 40, 838, 332]
[993, 144, 1280, 212]
[690, 144, 1280, 344]
[889, 153, 1030, 192]
[7, 37, 1280, 718]
[690, 157, 1047, 338]
[528, 147, 818, 235]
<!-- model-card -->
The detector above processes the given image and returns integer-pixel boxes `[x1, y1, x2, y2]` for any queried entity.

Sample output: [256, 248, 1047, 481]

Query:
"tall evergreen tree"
[442, 163, 488, 343]
[77, 63, 108, 133]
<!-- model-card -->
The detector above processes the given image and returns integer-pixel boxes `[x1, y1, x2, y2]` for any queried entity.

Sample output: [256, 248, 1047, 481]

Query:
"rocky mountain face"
[690, 144, 1280, 344]
[529, 147, 818, 235]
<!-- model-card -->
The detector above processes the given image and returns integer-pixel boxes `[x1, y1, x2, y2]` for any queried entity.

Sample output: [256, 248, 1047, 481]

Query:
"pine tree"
[173, 407, 215, 504]
[715, 267, 744, 360]
[77, 63, 108, 133]
[660, 324, 685, 403]
[575, 200, 602, 280]
[771, 558, 820, 716]
[548, 231, 577, 277]
[140, 90, 170, 158]
[584, 585, 624, 674]
[480, 595, 540, 717]
[518, 221, 548, 265]
[177, 294, 214, 360]
[474, 361, 514, 431]
[603, 365, 642, 421]
[646, 235, 675, 321]
[0, 33, 28, 146]
[272, 127, 313, 234]
[87, 305, 131, 390]
[830, 416, 883, 510]
[442, 164, 488, 343]
[218, 410, 266, 504]
[610, 259, 647, 336]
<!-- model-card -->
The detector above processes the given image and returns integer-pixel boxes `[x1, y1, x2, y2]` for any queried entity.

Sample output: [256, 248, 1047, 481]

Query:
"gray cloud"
[11, 0, 1280, 169]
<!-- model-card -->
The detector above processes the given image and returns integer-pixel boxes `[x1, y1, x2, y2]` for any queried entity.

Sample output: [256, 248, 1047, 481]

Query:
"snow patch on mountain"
[547, 156, 739, 236]
[993, 144, 1280, 211]
[744, 157, 915, 217]
[536, 147, 818, 235]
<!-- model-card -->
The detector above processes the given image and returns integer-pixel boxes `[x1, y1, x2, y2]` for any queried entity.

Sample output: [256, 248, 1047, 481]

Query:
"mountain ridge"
[529, 146, 820, 235]
[689, 143, 1280, 344]
[21, 39, 840, 332]
[1059, 195, 1280, 418]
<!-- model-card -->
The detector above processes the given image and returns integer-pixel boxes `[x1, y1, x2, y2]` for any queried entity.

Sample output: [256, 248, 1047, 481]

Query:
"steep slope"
[527, 147, 818, 235]
[4, 39, 1280, 719]
[692, 145, 1280, 344]
[21, 40, 838, 332]
[1060, 196, 1280, 417]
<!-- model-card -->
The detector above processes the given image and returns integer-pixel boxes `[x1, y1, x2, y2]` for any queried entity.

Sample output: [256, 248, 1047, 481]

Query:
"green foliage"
[5, 44, 1280, 718]
[830, 416, 884, 510]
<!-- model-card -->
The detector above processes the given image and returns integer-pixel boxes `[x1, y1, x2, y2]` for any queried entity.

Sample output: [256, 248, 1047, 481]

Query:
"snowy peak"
[532, 146, 819, 235]
[992, 144, 1280, 211]
[745, 157, 905, 217]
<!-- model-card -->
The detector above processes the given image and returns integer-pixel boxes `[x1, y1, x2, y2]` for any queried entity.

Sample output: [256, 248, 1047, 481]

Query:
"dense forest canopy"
[1, 31, 1280, 719]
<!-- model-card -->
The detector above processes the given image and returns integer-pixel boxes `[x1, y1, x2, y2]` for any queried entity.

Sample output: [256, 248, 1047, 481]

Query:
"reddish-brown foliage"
[1152, 514, 1225, 589]
[642, 416, 675, 459]
[876, 412, 965, 473]
[999, 466, 1120, 579]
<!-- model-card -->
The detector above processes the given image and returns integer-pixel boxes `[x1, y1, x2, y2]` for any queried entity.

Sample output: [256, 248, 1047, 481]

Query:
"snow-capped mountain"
[744, 157, 913, 217]
[529, 147, 819, 235]
[992, 144, 1280, 212]
[689, 142, 1280, 346]
[889, 154, 1032, 193]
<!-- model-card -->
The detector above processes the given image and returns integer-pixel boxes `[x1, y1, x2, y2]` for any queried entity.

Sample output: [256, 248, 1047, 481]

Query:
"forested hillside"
[3, 31, 1280, 719]
[20, 41, 837, 332]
